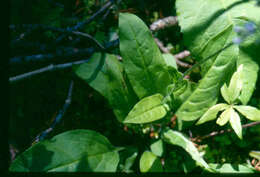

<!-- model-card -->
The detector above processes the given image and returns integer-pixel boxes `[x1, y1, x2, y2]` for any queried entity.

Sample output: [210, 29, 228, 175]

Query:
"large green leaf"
[139, 151, 163, 172]
[124, 94, 168, 124]
[119, 13, 172, 99]
[75, 53, 138, 122]
[9, 130, 119, 172]
[175, 0, 260, 121]
[162, 130, 211, 171]
[209, 163, 255, 173]
[150, 139, 164, 157]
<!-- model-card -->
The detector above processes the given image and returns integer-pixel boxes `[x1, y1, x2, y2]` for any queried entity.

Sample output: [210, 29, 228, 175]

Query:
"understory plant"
[10, 0, 260, 173]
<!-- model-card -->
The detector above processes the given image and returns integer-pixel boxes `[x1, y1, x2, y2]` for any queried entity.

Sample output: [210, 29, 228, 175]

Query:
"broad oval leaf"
[175, 0, 260, 121]
[229, 109, 242, 139]
[119, 13, 172, 99]
[196, 104, 230, 125]
[234, 105, 260, 121]
[75, 53, 138, 122]
[139, 151, 163, 172]
[228, 64, 243, 103]
[209, 163, 255, 173]
[221, 83, 231, 104]
[216, 107, 233, 126]
[9, 130, 119, 172]
[124, 94, 167, 124]
[162, 130, 211, 171]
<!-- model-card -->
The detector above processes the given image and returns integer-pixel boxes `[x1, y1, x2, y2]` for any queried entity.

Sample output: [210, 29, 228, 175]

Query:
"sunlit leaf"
[228, 64, 243, 103]
[229, 109, 242, 139]
[139, 151, 163, 172]
[234, 105, 260, 121]
[196, 104, 230, 125]
[216, 107, 232, 126]
[209, 163, 255, 173]
[221, 84, 231, 104]
[150, 140, 164, 157]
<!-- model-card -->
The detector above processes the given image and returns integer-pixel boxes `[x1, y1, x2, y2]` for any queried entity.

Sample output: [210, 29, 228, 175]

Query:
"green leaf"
[196, 104, 230, 125]
[139, 151, 163, 172]
[150, 140, 164, 157]
[75, 53, 138, 122]
[162, 53, 178, 69]
[216, 107, 232, 126]
[9, 130, 119, 172]
[228, 64, 243, 103]
[162, 130, 211, 171]
[124, 94, 167, 124]
[123, 151, 138, 172]
[119, 13, 172, 99]
[249, 151, 260, 161]
[221, 83, 231, 104]
[234, 105, 260, 121]
[175, 0, 260, 121]
[229, 108, 242, 139]
[209, 163, 255, 173]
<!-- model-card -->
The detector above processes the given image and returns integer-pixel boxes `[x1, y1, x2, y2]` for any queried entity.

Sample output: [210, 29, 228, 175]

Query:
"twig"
[32, 80, 74, 143]
[72, 31, 105, 50]
[56, 0, 115, 43]
[150, 16, 178, 32]
[174, 50, 191, 60]
[194, 121, 260, 142]
[154, 38, 192, 68]
[9, 60, 89, 83]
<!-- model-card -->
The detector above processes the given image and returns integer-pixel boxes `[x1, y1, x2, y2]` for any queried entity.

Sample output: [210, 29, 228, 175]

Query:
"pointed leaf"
[175, 0, 260, 121]
[162, 130, 211, 171]
[209, 163, 255, 173]
[216, 107, 233, 126]
[119, 13, 172, 99]
[123, 152, 138, 172]
[124, 94, 167, 124]
[234, 105, 260, 121]
[139, 151, 163, 172]
[229, 109, 242, 139]
[221, 83, 231, 104]
[150, 140, 164, 157]
[228, 64, 243, 103]
[75, 53, 138, 122]
[9, 130, 119, 172]
[196, 104, 230, 125]
[249, 151, 260, 161]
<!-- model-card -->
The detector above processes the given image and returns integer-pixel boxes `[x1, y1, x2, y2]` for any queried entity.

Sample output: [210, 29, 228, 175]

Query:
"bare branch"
[9, 60, 89, 83]
[154, 38, 192, 68]
[150, 16, 178, 32]
[32, 80, 74, 143]
[193, 121, 260, 142]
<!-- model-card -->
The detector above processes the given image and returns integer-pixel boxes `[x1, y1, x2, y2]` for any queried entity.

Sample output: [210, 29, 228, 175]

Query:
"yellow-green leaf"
[229, 109, 242, 139]
[234, 105, 260, 121]
[139, 151, 163, 172]
[216, 107, 233, 126]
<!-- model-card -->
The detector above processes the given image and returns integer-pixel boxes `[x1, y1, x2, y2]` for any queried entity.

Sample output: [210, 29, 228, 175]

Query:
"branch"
[193, 121, 260, 142]
[10, 39, 119, 65]
[9, 60, 88, 83]
[32, 80, 74, 144]
[150, 16, 178, 32]
[154, 38, 192, 68]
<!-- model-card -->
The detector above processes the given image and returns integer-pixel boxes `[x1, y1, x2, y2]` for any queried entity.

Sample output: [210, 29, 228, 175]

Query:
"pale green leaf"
[75, 53, 138, 122]
[216, 107, 233, 126]
[196, 104, 230, 125]
[228, 64, 243, 103]
[249, 151, 260, 161]
[139, 151, 163, 172]
[150, 140, 164, 157]
[123, 152, 138, 172]
[234, 105, 260, 121]
[119, 13, 172, 99]
[221, 83, 231, 104]
[124, 94, 167, 124]
[209, 163, 255, 173]
[229, 109, 242, 139]
[9, 130, 119, 172]
[162, 53, 178, 69]
[162, 130, 211, 171]
[175, 0, 260, 121]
